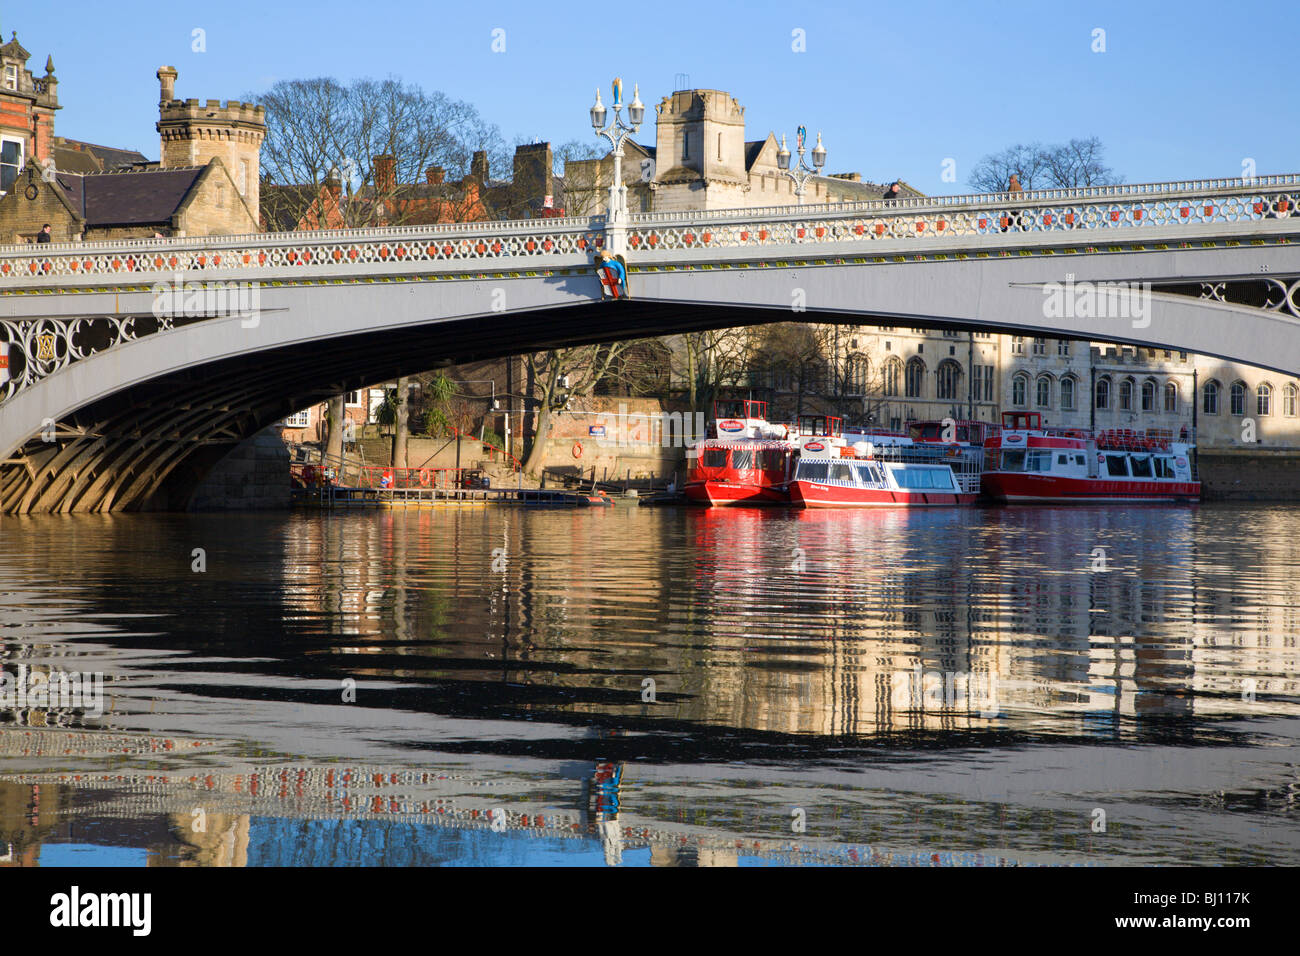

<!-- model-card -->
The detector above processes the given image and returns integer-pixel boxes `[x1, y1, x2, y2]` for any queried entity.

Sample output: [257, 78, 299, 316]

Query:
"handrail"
[449, 425, 522, 472]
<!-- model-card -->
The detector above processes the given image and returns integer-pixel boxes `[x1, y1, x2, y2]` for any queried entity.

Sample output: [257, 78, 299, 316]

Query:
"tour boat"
[685, 406, 846, 506]
[981, 412, 1200, 503]
[788, 441, 975, 508]
[841, 419, 991, 498]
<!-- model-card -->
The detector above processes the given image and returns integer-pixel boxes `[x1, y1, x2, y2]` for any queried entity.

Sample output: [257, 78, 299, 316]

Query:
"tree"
[253, 76, 508, 229]
[968, 137, 1123, 192]
[521, 344, 632, 476]
[552, 140, 606, 217]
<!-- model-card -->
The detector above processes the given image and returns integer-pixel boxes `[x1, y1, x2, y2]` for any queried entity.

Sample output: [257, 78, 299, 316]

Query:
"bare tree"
[552, 140, 606, 217]
[522, 343, 635, 476]
[969, 138, 1122, 193]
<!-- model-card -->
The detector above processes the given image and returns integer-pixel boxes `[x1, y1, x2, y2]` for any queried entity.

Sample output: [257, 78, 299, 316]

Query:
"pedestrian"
[36, 223, 52, 243]
[1003, 174, 1024, 232]
[882, 181, 902, 202]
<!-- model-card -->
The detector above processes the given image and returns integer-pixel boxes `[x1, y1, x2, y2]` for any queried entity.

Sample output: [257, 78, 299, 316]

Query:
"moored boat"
[981, 411, 1200, 503]
[788, 442, 975, 508]
[685, 400, 797, 506]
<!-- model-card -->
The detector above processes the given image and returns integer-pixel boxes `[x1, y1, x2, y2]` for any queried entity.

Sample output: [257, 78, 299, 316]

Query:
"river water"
[1, 504, 1297, 866]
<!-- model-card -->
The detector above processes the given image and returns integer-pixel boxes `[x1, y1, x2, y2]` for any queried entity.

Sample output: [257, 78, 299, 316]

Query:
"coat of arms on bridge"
[35, 333, 56, 361]
[597, 253, 630, 300]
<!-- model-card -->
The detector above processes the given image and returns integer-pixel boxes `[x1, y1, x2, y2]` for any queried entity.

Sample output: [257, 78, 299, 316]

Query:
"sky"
[9, 0, 1298, 194]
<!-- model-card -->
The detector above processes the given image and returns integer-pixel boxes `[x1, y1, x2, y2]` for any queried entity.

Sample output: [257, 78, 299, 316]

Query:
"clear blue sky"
[12, 0, 1298, 193]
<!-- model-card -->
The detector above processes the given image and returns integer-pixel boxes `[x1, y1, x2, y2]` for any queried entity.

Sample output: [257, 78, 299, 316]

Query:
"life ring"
[419, 469, 431, 487]
[572, 442, 583, 459]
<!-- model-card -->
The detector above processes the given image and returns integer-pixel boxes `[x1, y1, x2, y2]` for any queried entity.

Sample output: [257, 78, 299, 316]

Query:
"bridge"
[1, 174, 1297, 513]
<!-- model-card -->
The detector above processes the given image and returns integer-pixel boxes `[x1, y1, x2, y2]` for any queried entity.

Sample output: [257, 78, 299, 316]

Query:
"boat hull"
[790, 481, 975, 508]
[982, 473, 1200, 503]
[684, 480, 789, 506]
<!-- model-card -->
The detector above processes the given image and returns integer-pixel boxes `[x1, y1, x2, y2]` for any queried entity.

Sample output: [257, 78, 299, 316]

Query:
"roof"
[54, 167, 205, 226]
[744, 141, 765, 170]
[52, 138, 150, 175]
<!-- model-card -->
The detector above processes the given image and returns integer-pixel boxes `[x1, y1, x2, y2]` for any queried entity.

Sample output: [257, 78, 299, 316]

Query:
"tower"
[653, 89, 748, 210]
[156, 66, 266, 218]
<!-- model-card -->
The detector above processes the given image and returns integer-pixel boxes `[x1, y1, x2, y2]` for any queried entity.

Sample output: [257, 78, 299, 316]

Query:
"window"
[937, 360, 962, 400]
[1012, 374, 1028, 407]
[1164, 382, 1178, 413]
[1119, 379, 1134, 411]
[1230, 381, 1246, 416]
[1035, 375, 1051, 408]
[1095, 376, 1111, 410]
[829, 462, 855, 482]
[905, 358, 925, 398]
[1154, 458, 1175, 479]
[682, 132, 690, 161]
[703, 449, 728, 469]
[845, 354, 869, 394]
[1285, 384, 1298, 417]
[999, 450, 1026, 471]
[1257, 383, 1272, 416]
[1025, 450, 1053, 472]
[239, 159, 249, 196]
[883, 359, 901, 396]
[1141, 380, 1156, 412]
[346, 390, 365, 406]
[1203, 380, 1220, 415]
[1032, 337, 1047, 355]
[0, 137, 23, 194]
[283, 410, 310, 427]
[942, 329, 959, 338]
[797, 461, 828, 482]
[731, 449, 754, 470]
[1130, 456, 1153, 478]
[3, 65, 16, 91]
[1060, 377, 1076, 410]
[1105, 455, 1130, 477]
[1012, 337, 1025, 355]
[972, 365, 994, 403]
[717, 131, 722, 160]
[1058, 340, 1070, 356]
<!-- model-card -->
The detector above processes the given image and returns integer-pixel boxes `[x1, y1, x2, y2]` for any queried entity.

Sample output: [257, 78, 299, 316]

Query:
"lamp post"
[591, 78, 644, 254]
[776, 126, 827, 205]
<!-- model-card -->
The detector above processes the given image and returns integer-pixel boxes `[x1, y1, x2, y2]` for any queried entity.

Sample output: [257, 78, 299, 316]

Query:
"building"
[0, 55, 263, 242]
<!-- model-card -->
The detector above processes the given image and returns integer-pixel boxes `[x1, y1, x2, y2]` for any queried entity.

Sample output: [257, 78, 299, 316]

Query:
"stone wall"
[1198, 448, 1300, 500]
[188, 428, 290, 510]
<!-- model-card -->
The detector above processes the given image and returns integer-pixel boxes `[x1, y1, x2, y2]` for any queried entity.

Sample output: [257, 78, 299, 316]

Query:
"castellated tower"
[653, 90, 748, 211]
[156, 66, 266, 219]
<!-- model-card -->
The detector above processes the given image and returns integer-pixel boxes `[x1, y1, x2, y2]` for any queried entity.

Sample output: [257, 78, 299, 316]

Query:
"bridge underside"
[0, 301, 812, 514]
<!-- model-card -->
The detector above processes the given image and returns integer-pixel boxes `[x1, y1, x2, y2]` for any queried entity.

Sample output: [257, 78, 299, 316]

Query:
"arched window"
[1141, 379, 1156, 412]
[1257, 382, 1272, 416]
[937, 360, 962, 400]
[883, 358, 901, 397]
[1230, 381, 1246, 416]
[1119, 378, 1134, 411]
[1012, 373, 1029, 407]
[1095, 376, 1111, 410]
[1202, 380, 1220, 415]
[1285, 383, 1298, 417]
[1035, 374, 1052, 408]
[905, 358, 925, 398]
[1060, 376, 1076, 411]
[844, 354, 869, 394]
[1164, 382, 1178, 413]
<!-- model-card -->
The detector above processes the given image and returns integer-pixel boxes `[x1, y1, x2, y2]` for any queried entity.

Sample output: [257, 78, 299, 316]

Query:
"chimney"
[325, 175, 342, 199]
[157, 66, 178, 104]
[426, 165, 445, 185]
[513, 143, 553, 207]
[374, 154, 396, 194]
[470, 151, 489, 184]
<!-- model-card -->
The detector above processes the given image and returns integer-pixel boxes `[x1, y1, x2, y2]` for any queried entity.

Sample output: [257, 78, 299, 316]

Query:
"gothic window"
[1060, 376, 1076, 410]
[904, 358, 925, 398]
[883, 359, 901, 396]
[845, 354, 870, 394]
[937, 360, 962, 400]
[1012, 373, 1029, 407]
[1202, 380, 1220, 415]
[1230, 381, 1246, 416]
[1095, 376, 1111, 410]
[1164, 383, 1178, 413]
[1119, 378, 1134, 411]
[1035, 375, 1052, 408]
[1285, 384, 1298, 417]
[1257, 383, 1272, 416]
[1141, 379, 1156, 412]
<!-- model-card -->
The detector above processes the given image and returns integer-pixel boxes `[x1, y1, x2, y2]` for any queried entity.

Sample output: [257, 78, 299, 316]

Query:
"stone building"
[0, 57, 262, 242]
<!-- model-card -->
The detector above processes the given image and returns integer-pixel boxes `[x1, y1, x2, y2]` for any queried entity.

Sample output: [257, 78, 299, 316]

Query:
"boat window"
[759, 449, 786, 471]
[797, 461, 828, 482]
[1074, 455, 1087, 466]
[829, 463, 855, 483]
[1057, 454, 1069, 466]
[731, 449, 754, 471]
[1025, 450, 1053, 472]
[1154, 457, 1175, 479]
[1000, 450, 1025, 471]
[854, 463, 880, 485]
[703, 449, 727, 468]
[1105, 454, 1129, 477]
[1129, 456, 1153, 478]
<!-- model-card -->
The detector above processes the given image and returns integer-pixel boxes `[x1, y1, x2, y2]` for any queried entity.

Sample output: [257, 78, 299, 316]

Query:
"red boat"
[789, 442, 975, 508]
[981, 412, 1200, 503]
[685, 400, 797, 506]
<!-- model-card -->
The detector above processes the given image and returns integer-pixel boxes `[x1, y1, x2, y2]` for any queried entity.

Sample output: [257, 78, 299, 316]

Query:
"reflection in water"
[0, 505, 1298, 865]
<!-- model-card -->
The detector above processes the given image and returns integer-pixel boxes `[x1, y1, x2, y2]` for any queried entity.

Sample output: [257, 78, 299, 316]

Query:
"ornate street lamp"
[591, 78, 644, 252]
[777, 126, 827, 205]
